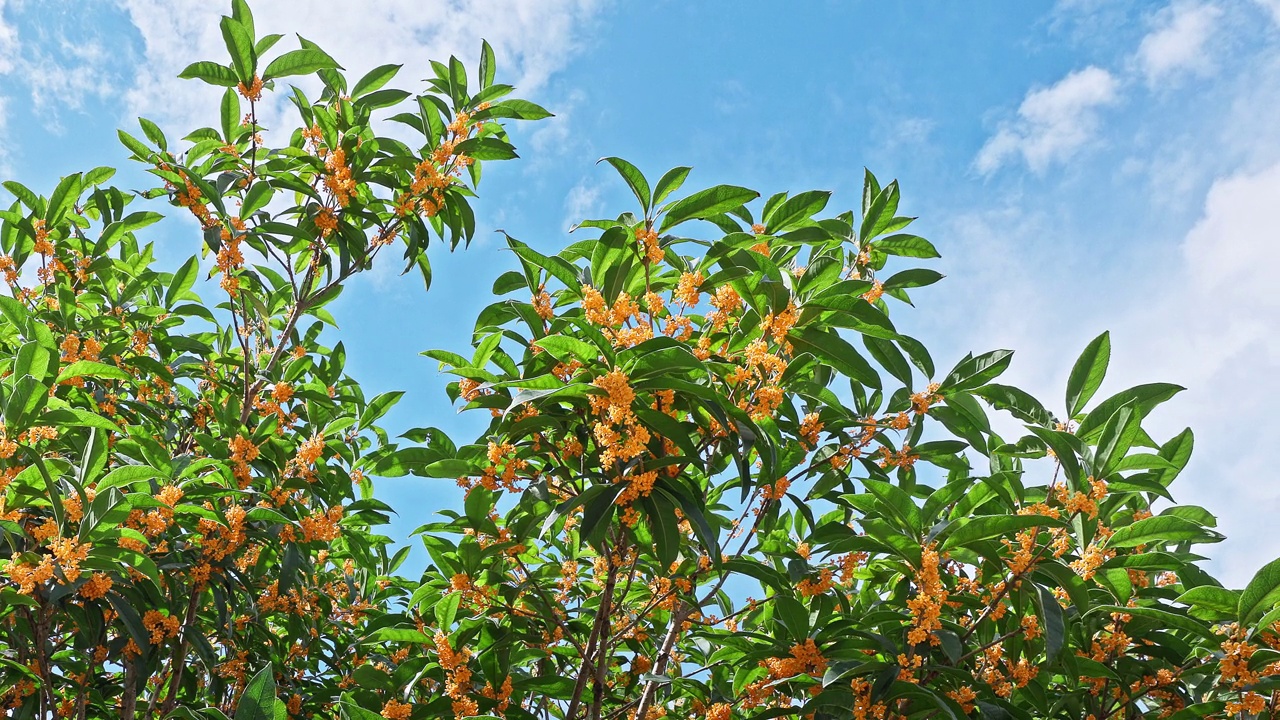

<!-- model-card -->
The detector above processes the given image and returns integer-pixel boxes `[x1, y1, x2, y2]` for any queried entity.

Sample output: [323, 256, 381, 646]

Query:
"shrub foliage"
[1, 3, 1278, 720]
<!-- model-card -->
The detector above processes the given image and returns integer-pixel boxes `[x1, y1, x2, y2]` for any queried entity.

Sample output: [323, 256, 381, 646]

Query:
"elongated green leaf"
[1176, 585, 1239, 617]
[652, 166, 692, 208]
[234, 666, 281, 720]
[220, 16, 256, 83]
[1240, 556, 1280, 625]
[658, 184, 758, 233]
[875, 234, 939, 258]
[351, 63, 401, 97]
[179, 61, 239, 87]
[789, 327, 881, 389]
[600, 157, 650, 213]
[1066, 331, 1110, 417]
[765, 190, 830, 234]
[1105, 515, 1222, 548]
[972, 383, 1054, 426]
[56, 360, 130, 384]
[102, 211, 165, 245]
[940, 349, 1013, 393]
[941, 515, 1059, 550]
[263, 48, 341, 80]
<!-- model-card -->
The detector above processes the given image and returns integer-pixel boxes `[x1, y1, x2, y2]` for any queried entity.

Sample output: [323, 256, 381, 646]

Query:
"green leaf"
[882, 268, 943, 290]
[263, 47, 341, 80]
[1240, 556, 1280, 625]
[234, 666, 280, 720]
[875, 234, 939, 258]
[452, 136, 518, 160]
[435, 591, 461, 630]
[532, 335, 600, 365]
[971, 384, 1054, 426]
[1034, 583, 1065, 661]
[56, 360, 130, 384]
[1088, 605, 1216, 642]
[1066, 331, 1110, 418]
[179, 61, 239, 87]
[166, 256, 199, 307]
[366, 628, 433, 644]
[98, 465, 166, 491]
[600, 157, 650, 213]
[658, 184, 759, 233]
[940, 350, 1013, 393]
[790, 327, 881, 389]
[479, 39, 496, 89]
[652, 166, 692, 208]
[1105, 515, 1222, 548]
[1076, 383, 1183, 443]
[220, 16, 256, 84]
[484, 99, 553, 120]
[1092, 401, 1140, 476]
[1175, 585, 1239, 617]
[46, 172, 82, 225]
[764, 190, 830, 234]
[351, 63, 401, 97]
[102, 211, 165, 245]
[221, 87, 240, 141]
[941, 515, 1060, 550]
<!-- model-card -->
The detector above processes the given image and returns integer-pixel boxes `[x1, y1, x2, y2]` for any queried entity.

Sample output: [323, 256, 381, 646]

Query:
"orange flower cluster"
[79, 572, 113, 600]
[198, 505, 247, 562]
[237, 75, 263, 101]
[0, 255, 17, 284]
[861, 280, 884, 304]
[381, 699, 413, 720]
[743, 639, 827, 709]
[635, 226, 664, 264]
[299, 505, 344, 543]
[707, 285, 742, 331]
[32, 219, 53, 256]
[434, 631, 478, 718]
[910, 383, 942, 414]
[580, 285, 653, 348]
[59, 333, 103, 364]
[589, 369, 649, 467]
[532, 284, 554, 321]
[174, 171, 216, 228]
[906, 545, 945, 646]
[849, 676, 889, 719]
[143, 610, 181, 644]
[797, 566, 834, 597]
[228, 434, 259, 488]
[479, 676, 514, 716]
[323, 146, 356, 206]
[798, 412, 823, 450]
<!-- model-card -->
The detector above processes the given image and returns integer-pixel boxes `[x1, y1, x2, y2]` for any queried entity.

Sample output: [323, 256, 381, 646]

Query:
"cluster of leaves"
[0, 1, 546, 718]
[4, 3, 1280, 720]
[392, 159, 1280, 720]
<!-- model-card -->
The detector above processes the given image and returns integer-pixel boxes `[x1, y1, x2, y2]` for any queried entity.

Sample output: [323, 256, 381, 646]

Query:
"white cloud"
[115, 0, 602, 135]
[1135, 1, 1223, 86]
[1253, 0, 1280, 26]
[1097, 161, 1280, 585]
[563, 177, 602, 231]
[975, 66, 1119, 175]
[0, 0, 16, 75]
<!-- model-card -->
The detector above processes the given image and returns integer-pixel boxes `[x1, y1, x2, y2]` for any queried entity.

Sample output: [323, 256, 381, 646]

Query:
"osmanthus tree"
[0, 1, 550, 718]
[1, 6, 1280, 720]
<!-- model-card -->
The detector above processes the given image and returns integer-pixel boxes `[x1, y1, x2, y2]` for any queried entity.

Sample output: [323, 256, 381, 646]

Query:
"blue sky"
[2, 0, 1279, 585]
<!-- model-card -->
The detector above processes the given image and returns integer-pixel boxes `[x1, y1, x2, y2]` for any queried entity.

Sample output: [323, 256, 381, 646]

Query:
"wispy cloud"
[1135, 1, 1223, 86]
[115, 0, 604, 135]
[975, 66, 1119, 175]
[563, 177, 602, 231]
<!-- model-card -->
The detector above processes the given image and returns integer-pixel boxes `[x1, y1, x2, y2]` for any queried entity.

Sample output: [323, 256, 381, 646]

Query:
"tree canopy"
[0, 3, 1278, 720]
